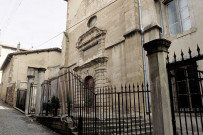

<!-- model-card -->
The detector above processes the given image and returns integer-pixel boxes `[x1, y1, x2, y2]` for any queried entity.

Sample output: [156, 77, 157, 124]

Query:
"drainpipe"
[158, 0, 164, 37]
[138, 0, 149, 111]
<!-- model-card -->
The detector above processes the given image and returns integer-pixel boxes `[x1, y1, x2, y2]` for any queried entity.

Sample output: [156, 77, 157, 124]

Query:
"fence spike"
[174, 52, 176, 62]
[121, 84, 123, 92]
[125, 84, 127, 92]
[188, 48, 192, 59]
[114, 86, 116, 93]
[137, 83, 139, 91]
[129, 84, 131, 92]
[197, 44, 200, 56]
[133, 83, 135, 91]
[146, 83, 149, 91]
[141, 82, 144, 91]
[181, 50, 184, 61]
[166, 54, 169, 63]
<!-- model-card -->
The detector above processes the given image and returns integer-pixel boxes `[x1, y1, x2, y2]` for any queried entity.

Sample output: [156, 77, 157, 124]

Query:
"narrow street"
[0, 100, 59, 135]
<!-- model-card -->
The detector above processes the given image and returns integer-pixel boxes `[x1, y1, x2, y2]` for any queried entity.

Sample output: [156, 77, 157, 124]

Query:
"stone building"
[32, 1, 203, 134]
[61, 0, 203, 87]
[61, 0, 145, 89]
[0, 48, 61, 107]
[0, 43, 27, 83]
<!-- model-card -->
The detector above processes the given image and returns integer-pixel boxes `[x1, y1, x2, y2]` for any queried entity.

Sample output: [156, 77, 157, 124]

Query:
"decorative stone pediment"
[77, 27, 106, 51]
[74, 56, 108, 71]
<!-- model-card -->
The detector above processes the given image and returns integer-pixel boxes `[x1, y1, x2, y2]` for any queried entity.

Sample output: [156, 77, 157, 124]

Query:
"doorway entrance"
[84, 76, 95, 113]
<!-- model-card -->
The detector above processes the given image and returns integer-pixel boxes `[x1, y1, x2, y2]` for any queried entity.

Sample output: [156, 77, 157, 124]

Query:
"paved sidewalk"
[0, 100, 59, 135]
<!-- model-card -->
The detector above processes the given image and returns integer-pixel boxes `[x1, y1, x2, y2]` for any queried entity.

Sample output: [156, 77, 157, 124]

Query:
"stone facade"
[5, 83, 15, 106]
[61, 0, 203, 87]
[0, 44, 27, 83]
[140, 0, 203, 67]
[62, 0, 144, 89]
[0, 48, 61, 106]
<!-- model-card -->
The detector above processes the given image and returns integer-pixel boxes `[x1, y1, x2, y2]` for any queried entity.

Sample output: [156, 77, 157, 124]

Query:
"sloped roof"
[1, 48, 61, 70]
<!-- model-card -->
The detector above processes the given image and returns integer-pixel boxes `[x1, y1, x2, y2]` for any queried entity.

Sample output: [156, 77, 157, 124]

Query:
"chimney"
[17, 42, 20, 52]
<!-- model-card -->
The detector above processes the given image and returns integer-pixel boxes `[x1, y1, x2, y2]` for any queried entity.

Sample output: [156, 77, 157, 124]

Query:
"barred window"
[167, 0, 191, 36]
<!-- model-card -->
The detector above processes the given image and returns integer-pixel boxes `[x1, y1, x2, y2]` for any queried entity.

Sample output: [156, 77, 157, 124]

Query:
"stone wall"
[5, 83, 15, 106]
[36, 116, 72, 135]
[141, 0, 203, 64]
[0, 61, 12, 101]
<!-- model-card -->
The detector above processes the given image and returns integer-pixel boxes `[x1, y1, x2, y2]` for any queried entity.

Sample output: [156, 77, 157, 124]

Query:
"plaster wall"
[0, 51, 61, 103]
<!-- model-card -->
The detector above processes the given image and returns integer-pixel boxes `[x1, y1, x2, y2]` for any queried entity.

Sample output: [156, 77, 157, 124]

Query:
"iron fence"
[64, 71, 152, 135]
[40, 71, 152, 134]
[167, 45, 203, 135]
[40, 78, 60, 116]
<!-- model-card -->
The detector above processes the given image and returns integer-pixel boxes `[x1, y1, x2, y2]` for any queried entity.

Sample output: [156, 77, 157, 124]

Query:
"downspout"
[159, 0, 164, 37]
[138, 0, 149, 111]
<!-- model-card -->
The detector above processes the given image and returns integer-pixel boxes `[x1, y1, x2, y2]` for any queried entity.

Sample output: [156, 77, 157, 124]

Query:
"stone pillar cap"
[143, 39, 171, 55]
[27, 75, 35, 78]
[38, 68, 46, 72]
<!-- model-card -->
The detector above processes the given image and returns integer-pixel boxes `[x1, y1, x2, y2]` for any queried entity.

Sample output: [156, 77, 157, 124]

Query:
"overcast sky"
[0, 0, 67, 50]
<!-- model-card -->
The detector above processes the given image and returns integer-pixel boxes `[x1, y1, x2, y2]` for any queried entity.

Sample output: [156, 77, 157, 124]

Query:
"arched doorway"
[84, 76, 94, 88]
[84, 76, 95, 113]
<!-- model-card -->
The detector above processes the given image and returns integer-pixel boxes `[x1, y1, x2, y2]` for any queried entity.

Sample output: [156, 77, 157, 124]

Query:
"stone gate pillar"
[35, 68, 46, 116]
[25, 75, 34, 115]
[143, 39, 174, 135]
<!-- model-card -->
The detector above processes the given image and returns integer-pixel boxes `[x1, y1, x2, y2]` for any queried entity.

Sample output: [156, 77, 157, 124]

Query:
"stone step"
[81, 119, 148, 126]
[82, 128, 152, 135]
[82, 124, 152, 132]
[71, 114, 146, 119]
[70, 113, 152, 135]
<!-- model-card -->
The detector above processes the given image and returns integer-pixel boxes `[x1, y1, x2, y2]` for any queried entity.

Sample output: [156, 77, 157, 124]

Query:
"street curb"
[14, 107, 25, 114]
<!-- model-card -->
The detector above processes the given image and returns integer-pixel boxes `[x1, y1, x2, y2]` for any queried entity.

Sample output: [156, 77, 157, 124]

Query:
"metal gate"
[47, 71, 153, 135]
[167, 46, 203, 135]
[16, 89, 26, 111]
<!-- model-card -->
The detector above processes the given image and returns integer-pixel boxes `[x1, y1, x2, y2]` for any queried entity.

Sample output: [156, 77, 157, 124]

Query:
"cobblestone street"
[0, 100, 59, 135]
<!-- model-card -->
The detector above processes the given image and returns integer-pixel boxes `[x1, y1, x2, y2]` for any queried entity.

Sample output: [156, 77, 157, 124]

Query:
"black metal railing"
[40, 71, 153, 134]
[167, 45, 203, 135]
[93, 84, 152, 135]
[168, 68, 203, 135]
[16, 89, 26, 111]
[64, 71, 152, 135]
[40, 78, 60, 116]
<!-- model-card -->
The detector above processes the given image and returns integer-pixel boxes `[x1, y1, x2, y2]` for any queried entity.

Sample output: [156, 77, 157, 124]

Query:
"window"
[167, 0, 191, 36]
[88, 0, 92, 4]
[171, 64, 202, 111]
[87, 16, 97, 28]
